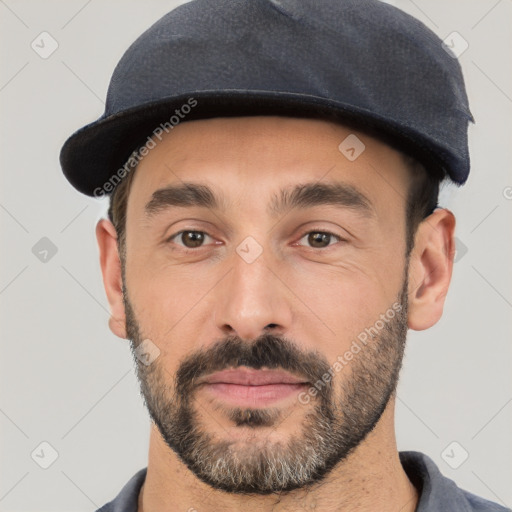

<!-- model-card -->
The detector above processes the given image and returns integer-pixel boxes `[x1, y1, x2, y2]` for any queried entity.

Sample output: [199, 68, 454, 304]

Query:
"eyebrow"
[144, 181, 374, 219]
[145, 183, 221, 218]
[269, 182, 373, 218]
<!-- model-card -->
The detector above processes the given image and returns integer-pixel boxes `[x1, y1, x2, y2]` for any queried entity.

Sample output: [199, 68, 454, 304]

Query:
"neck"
[139, 397, 418, 512]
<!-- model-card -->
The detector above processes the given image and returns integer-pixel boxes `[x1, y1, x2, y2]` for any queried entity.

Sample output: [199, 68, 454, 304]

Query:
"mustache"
[174, 333, 332, 396]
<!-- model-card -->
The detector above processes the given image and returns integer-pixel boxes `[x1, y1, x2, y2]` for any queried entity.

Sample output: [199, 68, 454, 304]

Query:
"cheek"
[125, 259, 217, 354]
[280, 255, 402, 352]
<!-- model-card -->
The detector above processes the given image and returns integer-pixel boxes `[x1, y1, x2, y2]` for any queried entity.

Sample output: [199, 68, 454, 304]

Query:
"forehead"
[126, 116, 411, 219]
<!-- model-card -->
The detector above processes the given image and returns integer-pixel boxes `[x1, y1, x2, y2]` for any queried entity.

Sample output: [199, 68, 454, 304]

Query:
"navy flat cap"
[60, 0, 474, 197]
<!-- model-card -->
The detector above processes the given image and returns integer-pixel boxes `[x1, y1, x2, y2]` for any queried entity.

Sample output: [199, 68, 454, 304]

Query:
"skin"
[96, 116, 455, 512]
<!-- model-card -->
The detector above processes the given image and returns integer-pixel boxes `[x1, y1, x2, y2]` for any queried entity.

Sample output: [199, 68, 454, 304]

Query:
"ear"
[96, 218, 127, 339]
[407, 208, 456, 331]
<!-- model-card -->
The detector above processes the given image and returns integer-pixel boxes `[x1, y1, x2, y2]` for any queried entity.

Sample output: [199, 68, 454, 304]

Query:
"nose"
[213, 247, 293, 342]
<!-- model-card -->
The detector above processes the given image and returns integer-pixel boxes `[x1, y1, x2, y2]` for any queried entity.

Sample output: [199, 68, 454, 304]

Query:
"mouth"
[197, 367, 310, 408]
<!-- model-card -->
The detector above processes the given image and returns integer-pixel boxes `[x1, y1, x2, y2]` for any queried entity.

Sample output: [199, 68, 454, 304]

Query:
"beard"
[123, 277, 409, 495]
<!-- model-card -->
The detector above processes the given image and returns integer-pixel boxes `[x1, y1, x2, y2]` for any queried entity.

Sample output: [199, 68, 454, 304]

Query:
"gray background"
[1, 0, 511, 510]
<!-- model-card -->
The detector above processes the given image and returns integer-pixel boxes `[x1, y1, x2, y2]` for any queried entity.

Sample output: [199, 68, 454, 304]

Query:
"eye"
[296, 230, 343, 249]
[168, 230, 214, 249]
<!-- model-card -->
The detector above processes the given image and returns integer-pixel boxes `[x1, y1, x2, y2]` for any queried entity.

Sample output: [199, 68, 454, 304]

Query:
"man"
[59, 0, 509, 511]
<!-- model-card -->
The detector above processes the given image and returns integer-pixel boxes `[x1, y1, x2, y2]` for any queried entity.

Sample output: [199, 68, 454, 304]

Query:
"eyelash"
[166, 229, 344, 250]
[296, 229, 344, 249]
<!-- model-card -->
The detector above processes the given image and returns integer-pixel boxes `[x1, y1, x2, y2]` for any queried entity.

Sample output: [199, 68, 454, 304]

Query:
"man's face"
[122, 116, 413, 494]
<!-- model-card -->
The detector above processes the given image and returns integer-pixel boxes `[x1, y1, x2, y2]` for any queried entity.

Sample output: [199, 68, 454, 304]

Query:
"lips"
[198, 367, 310, 408]
[201, 367, 309, 386]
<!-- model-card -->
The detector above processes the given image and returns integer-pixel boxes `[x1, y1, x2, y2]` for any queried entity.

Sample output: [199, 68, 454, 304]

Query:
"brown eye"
[170, 230, 211, 248]
[298, 231, 341, 249]
[182, 231, 204, 248]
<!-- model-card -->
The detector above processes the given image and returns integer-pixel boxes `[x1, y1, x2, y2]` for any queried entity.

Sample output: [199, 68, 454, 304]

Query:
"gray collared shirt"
[96, 451, 510, 512]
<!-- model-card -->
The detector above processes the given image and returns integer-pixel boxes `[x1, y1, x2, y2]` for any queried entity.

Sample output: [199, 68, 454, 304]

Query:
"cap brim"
[60, 90, 461, 197]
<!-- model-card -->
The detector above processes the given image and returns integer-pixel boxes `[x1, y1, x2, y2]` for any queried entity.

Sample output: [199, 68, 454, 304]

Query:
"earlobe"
[96, 218, 127, 339]
[407, 209, 456, 331]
